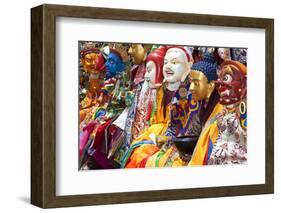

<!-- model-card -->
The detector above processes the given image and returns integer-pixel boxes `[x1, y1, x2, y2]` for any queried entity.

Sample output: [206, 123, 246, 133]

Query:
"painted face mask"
[128, 44, 146, 65]
[80, 49, 105, 74]
[189, 70, 210, 101]
[145, 61, 157, 88]
[216, 61, 247, 105]
[217, 48, 231, 60]
[163, 48, 191, 84]
[189, 53, 218, 101]
[144, 46, 167, 88]
[105, 51, 125, 79]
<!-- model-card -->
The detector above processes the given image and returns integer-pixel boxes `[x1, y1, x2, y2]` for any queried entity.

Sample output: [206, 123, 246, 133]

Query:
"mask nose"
[166, 62, 172, 69]
[189, 82, 195, 91]
[128, 47, 132, 54]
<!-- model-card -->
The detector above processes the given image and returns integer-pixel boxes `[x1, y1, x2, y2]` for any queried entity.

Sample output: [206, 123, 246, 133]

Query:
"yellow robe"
[145, 98, 201, 168]
[145, 146, 187, 167]
[188, 102, 224, 166]
[125, 86, 170, 168]
[140, 98, 223, 168]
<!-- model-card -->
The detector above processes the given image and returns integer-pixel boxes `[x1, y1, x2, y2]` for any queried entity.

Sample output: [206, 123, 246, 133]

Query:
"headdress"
[145, 46, 167, 86]
[191, 53, 218, 82]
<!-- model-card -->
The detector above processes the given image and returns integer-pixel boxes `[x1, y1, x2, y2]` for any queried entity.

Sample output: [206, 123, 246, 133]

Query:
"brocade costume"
[207, 109, 247, 165]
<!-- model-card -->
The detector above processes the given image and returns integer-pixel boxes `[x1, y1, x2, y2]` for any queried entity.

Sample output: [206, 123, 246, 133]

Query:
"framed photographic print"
[31, 4, 274, 208]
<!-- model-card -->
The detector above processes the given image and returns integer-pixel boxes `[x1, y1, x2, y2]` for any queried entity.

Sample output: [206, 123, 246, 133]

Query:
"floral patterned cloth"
[208, 111, 247, 165]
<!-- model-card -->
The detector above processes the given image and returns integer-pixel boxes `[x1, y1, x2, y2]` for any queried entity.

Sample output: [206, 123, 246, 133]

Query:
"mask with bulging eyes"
[105, 52, 125, 79]
[216, 63, 246, 105]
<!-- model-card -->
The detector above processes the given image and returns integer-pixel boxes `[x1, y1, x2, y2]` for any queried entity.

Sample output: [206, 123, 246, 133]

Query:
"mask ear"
[207, 80, 216, 99]
[189, 57, 194, 66]
[180, 64, 190, 82]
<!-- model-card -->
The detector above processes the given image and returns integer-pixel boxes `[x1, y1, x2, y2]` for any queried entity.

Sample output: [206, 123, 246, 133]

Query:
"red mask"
[95, 53, 105, 72]
[216, 61, 247, 105]
[145, 46, 167, 87]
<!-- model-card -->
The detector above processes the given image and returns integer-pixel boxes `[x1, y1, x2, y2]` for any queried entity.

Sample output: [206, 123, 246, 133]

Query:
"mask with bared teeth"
[216, 60, 247, 105]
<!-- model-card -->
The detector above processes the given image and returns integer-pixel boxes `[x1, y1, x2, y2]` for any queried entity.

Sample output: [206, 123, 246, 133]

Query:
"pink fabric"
[79, 121, 97, 157]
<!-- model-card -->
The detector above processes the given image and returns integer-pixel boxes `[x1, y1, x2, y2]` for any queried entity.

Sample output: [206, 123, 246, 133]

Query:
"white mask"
[163, 48, 190, 85]
[145, 61, 157, 88]
[218, 48, 230, 60]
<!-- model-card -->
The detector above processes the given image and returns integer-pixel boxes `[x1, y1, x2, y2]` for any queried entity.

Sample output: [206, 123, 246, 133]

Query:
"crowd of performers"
[79, 42, 247, 170]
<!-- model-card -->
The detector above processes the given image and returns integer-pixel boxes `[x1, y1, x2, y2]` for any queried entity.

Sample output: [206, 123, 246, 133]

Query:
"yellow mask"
[189, 70, 215, 101]
[81, 53, 99, 74]
[128, 44, 146, 65]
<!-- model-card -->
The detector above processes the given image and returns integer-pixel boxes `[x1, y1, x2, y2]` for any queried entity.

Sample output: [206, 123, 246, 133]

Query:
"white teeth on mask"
[221, 90, 230, 96]
[227, 104, 234, 108]
[225, 99, 230, 102]
[221, 91, 226, 96]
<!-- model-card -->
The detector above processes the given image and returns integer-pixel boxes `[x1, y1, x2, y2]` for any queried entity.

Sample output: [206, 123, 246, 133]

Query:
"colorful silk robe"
[144, 89, 202, 168]
[121, 84, 170, 168]
[122, 80, 202, 168]
[189, 98, 247, 166]
[207, 109, 247, 165]
[79, 75, 131, 168]
[188, 102, 224, 166]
